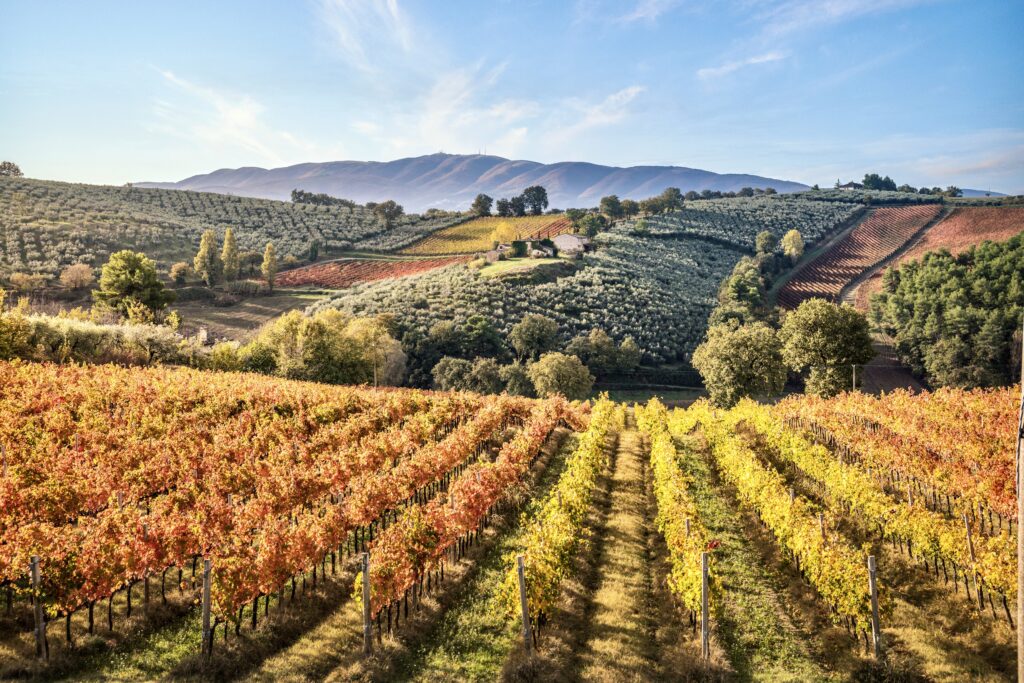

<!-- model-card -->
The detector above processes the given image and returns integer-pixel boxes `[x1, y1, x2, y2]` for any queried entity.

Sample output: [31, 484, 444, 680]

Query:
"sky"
[1, 0, 1022, 193]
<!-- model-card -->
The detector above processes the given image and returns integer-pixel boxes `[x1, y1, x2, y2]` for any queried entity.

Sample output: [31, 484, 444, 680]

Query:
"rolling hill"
[136, 153, 810, 212]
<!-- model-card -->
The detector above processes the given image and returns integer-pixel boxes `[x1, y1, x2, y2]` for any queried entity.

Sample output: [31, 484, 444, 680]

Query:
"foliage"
[691, 322, 786, 407]
[499, 399, 621, 624]
[527, 352, 594, 400]
[221, 227, 239, 282]
[0, 161, 23, 177]
[290, 189, 357, 208]
[781, 229, 804, 262]
[374, 199, 405, 228]
[168, 261, 191, 284]
[870, 233, 1024, 387]
[521, 186, 549, 216]
[193, 229, 223, 286]
[93, 250, 174, 315]
[509, 314, 559, 361]
[779, 299, 875, 396]
[755, 230, 778, 254]
[471, 193, 493, 217]
[499, 361, 534, 397]
[58, 264, 95, 290]
[261, 242, 278, 290]
[862, 173, 897, 192]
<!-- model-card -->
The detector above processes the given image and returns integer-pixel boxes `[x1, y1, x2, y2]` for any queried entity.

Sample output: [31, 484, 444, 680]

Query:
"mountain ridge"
[137, 153, 811, 211]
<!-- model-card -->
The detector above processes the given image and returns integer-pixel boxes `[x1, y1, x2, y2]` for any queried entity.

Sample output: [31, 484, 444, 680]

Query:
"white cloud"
[151, 70, 320, 166]
[697, 51, 787, 80]
[550, 85, 646, 144]
[756, 0, 936, 37]
[620, 0, 681, 23]
[316, 0, 414, 73]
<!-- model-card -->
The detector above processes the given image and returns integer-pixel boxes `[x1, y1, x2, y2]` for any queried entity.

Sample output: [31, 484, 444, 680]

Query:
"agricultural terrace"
[776, 204, 941, 309]
[0, 177, 463, 277]
[275, 256, 471, 289]
[855, 206, 1024, 309]
[399, 215, 573, 255]
[1, 361, 1016, 681]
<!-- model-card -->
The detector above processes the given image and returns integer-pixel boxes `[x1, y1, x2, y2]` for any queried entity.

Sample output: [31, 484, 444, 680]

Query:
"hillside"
[854, 206, 1024, 309]
[313, 194, 861, 365]
[0, 177, 462, 278]
[136, 153, 810, 212]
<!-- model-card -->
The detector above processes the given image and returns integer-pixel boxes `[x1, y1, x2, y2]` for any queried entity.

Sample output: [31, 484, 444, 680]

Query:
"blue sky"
[2, 0, 1022, 192]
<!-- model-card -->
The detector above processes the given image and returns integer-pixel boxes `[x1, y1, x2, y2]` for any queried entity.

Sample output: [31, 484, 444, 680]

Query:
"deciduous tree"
[528, 352, 594, 400]
[692, 322, 786, 407]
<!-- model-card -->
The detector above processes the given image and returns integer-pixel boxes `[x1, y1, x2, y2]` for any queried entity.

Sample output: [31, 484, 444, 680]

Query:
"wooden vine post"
[700, 552, 710, 660]
[1016, 318, 1023, 683]
[516, 555, 532, 654]
[31, 555, 46, 661]
[362, 553, 372, 656]
[200, 559, 212, 657]
[867, 555, 882, 660]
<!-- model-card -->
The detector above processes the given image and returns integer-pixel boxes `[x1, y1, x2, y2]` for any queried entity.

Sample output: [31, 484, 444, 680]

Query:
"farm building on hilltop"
[552, 233, 590, 254]
[836, 181, 864, 190]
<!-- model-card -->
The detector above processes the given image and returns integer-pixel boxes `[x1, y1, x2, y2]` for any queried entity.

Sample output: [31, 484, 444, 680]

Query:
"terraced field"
[777, 205, 942, 309]
[399, 215, 573, 255]
[854, 206, 1024, 309]
[275, 256, 471, 289]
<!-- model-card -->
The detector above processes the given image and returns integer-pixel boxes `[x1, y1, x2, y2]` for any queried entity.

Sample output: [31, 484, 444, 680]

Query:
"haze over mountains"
[137, 153, 812, 212]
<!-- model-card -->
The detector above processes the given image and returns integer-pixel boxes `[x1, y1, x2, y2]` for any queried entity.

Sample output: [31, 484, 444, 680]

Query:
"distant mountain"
[137, 153, 810, 212]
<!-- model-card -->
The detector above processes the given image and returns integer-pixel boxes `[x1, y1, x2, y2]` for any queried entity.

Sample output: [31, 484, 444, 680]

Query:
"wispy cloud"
[151, 70, 319, 165]
[316, 0, 413, 73]
[697, 51, 787, 80]
[620, 0, 682, 23]
[756, 0, 936, 37]
[550, 85, 646, 144]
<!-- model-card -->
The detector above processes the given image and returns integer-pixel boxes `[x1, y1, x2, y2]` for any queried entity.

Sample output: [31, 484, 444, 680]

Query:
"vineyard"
[776, 204, 942, 309]
[0, 178, 463, 277]
[855, 206, 1024, 309]
[399, 216, 573, 256]
[0, 359, 1018, 680]
[274, 256, 471, 289]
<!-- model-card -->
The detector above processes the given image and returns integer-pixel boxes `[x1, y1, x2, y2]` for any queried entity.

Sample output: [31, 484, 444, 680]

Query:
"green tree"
[261, 242, 279, 291]
[495, 198, 512, 217]
[620, 199, 640, 217]
[599, 194, 623, 220]
[463, 314, 506, 357]
[618, 336, 642, 370]
[528, 352, 594, 400]
[499, 362, 535, 397]
[0, 161, 23, 177]
[432, 356, 473, 391]
[468, 357, 505, 394]
[755, 230, 778, 254]
[509, 195, 527, 217]
[862, 173, 897, 191]
[221, 228, 240, 282]
[779, 298, 875, 396]
[781, 229, 804, 263]
[471, 193, 494, 217]
[509, 314, 559, 360]
[374, 200, 405, 228]
[692, 322, 786, 407]
[521, 186, 549, 215]
[578, 213, 608, 238]
[193, 229, 223, 286]
[93, 250, 174, 315]
[658, 187, 684, 211]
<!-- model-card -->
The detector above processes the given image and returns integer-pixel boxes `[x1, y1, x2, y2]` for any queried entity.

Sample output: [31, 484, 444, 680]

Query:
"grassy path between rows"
[675, 429, 844, 682]
[574, 418, 660, 682]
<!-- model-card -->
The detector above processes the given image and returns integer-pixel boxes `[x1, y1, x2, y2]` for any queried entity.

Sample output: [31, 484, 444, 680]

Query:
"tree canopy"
[528, 352, 594, 400]
[93, 250, 174, 315]
[779, 298, 875, 396]
[692, 321, 786, 407]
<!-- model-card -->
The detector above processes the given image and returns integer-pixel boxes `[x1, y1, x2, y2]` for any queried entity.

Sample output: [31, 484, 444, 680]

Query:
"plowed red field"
[777, 204, 941, 309]
[855, 206, 1024, 309]
[276, 256, 470, 288]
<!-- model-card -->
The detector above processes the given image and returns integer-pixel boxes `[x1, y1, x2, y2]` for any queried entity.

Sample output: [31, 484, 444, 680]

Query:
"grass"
[174, 290, 333, 341]
[476, 257, 562, 278]
[672, 429, 844, 682]
[601, 387, 705, 406]
[574, 423, 660, 682]
[400, 216, 571, 256]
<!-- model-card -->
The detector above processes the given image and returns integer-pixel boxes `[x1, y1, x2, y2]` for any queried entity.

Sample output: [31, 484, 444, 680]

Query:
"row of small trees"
[471, 186, 549, 217]
[182, 229, 279, 290]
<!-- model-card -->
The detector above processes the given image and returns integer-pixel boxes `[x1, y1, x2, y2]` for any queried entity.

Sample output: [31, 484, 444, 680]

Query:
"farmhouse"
[552, 233, 590, 254]
[836, 181, 864, 190]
